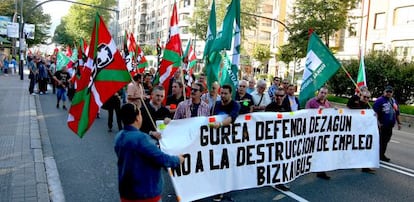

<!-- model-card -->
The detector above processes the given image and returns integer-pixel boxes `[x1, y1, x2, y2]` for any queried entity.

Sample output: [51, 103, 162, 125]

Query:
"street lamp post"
[17, 0, 120, 80]
[19, 0, 24, 80]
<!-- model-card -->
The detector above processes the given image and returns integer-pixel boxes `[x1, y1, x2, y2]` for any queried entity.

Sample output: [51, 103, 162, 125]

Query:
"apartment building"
[337, 0, 414, 61]
[269, 0, 292, 78]
[244, 0, 274, 76]
[118, 0, 198, 56]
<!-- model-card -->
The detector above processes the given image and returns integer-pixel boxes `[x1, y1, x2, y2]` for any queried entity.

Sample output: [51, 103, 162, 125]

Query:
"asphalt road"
[39, 92, 414, 202]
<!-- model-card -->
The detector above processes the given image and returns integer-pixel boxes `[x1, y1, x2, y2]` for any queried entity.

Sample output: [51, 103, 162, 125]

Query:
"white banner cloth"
[160, 108, 379, 202]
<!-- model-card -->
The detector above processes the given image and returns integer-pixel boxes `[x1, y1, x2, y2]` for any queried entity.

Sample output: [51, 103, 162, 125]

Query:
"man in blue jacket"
[373, 86, 402, 162]
[114, 103, 184, 202]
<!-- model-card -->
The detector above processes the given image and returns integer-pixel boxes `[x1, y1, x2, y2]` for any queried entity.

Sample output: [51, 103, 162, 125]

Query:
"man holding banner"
[211, 84, 240, 129]
[211, 84, 240, 201]
[305, 86, 332, 180]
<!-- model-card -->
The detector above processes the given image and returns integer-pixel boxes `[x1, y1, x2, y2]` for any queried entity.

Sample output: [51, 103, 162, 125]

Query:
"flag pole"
[340, 65, 361, 93]
[129, 77, 157, 129]
[340, 64, 372, 107]
[180, 66, 187, 101]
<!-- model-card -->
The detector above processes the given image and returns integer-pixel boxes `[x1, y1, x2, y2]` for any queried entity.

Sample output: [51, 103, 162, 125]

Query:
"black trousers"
[29, 78, 36, 94]
[38, 78, 48, 93]
[379, 126, 393, 158]
[107, 107, 122, 131]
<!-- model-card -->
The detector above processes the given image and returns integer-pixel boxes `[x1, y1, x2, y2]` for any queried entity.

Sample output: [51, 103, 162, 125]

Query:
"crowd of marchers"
[27, 59, 402, 201]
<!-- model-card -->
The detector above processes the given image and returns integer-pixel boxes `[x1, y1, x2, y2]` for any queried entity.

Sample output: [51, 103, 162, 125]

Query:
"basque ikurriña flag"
[67, 13, 131, 138]
[158, 2, 182, 101]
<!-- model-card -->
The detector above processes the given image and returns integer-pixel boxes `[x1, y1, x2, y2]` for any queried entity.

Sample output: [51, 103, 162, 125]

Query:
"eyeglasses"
[283, 82, 289, 84]
[386, 90, 393, 93]
[191, 88, 200, 92]
[275, 94, 285, 97]
[239, 85, 246, 88]
[363, 96, 371, 99]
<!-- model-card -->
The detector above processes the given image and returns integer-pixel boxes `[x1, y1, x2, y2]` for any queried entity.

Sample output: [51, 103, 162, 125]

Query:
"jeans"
[57, 88, 67, 102]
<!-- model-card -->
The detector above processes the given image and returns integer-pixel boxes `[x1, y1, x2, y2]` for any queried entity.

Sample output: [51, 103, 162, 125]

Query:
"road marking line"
[381, 161, 414, 173]
[390, 140, 400, 143]
[380, 164, 414, 177]
[272, 187, 309, 202]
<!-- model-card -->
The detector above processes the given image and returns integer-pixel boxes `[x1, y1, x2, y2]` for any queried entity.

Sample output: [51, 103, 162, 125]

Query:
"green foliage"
[330, 51, 414, 104]
[52, 20, 75, 46]
[280, 0, 358, 59]
[276, 43, 297, 65]
[53, 0, 116, 45]
[189, 0, 260, 41]
[327, 95, 414, 115]
[0, 0, 51, 46]
[142, 45, 155, 55]
[252, 44, 271, 64]
[326, 95, 349, 104]
[399, 105, 414, 115]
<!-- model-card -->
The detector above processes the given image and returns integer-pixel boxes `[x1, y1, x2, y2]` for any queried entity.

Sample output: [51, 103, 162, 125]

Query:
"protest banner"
[160, 108, 379, 202]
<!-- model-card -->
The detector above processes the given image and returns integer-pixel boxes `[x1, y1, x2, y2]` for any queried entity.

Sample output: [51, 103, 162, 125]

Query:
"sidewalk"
[0, 72, 63, 202]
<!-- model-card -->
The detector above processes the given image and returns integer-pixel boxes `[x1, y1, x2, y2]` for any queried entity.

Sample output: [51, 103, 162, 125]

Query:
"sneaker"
[56, 103, 59, 108]
[316, 172, 331, 180]
[96, 113, 100, 119]
[62, 105, 67, 110]
[31, 93, 37, 95]
[108, 129, 112, 132]
[275, 184, 290, 191]
[212, 194, 224, 202]
[40, 92, 43, 95]
[362, 168, 376, 174]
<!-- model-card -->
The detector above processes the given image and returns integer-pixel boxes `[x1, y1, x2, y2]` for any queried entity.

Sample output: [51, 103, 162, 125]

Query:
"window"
[182, 27, 189, 34]
[394, 6, 414, 25]
[374, 12, 386, 29]
[180, 14, 189, 21]
[262, 5, 273, 14]
[348, 23, 357, 37]
[184, 0, 191, 7]
[261, 19, 272, 27]
[372, 43, 384, 52]
[259, 31, 271, 41]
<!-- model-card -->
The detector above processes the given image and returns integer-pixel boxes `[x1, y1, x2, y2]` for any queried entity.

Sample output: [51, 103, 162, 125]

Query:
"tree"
[142, 45, 155, 56]
[252, 44, 271, 73]
[280, 0, 358, 59]
[330, 51, 414, 104]
[52, 19, 75, 46]
[0, 0, 51, 46]
[53, 0, 116, 45]
[276, 43, 296, 66]
[189, 0, 260, 41]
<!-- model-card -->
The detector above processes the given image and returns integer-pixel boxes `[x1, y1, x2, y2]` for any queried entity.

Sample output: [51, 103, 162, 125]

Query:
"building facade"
[118, 0, 199, 56]
[337, 0, 414, 61]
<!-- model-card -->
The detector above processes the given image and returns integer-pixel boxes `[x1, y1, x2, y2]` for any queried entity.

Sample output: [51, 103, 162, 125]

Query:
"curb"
[34, 95, 66, 202]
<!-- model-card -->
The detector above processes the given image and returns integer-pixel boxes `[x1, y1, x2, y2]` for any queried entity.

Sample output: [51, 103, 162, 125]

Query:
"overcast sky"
[42, 1, 71, 37]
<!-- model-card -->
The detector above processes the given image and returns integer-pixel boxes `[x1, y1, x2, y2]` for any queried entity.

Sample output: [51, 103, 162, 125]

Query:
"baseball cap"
[384, 85, 393, 92]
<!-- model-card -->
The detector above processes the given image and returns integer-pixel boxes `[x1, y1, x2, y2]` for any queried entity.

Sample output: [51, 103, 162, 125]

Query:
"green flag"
[220, 52, 238, 98]
[299, 32, 341, 107]
[206, 52, 222, 91]
[210, 0, 238, 52]
[357, 47, 367, 89]
[56, 51, 70, 71]
[70, 48, 78, 63]
[204, 0, 220, 91]
[203, 0, 216, 59]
